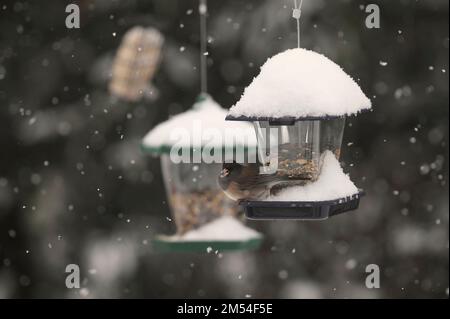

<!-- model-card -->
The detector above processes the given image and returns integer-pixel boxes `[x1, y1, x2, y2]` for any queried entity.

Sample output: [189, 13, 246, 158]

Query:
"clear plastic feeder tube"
[219, 118, 347, 201]
[254, 120, 321, 182]
[161, 155, 238, 235]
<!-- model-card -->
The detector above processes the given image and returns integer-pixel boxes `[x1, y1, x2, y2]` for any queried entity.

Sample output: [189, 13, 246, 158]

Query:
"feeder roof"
[227, 48, 372, 121]
[142, 94, 257, 155]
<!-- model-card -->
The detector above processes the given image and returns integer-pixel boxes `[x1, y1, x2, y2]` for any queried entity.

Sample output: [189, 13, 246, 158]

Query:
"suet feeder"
[109, 27, 164, 101]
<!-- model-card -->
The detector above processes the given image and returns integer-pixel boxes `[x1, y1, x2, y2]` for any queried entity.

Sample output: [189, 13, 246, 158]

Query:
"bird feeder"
[109, 27, 164, 102]
[142, 94, 262, 251]
[220, 48, 372, 220]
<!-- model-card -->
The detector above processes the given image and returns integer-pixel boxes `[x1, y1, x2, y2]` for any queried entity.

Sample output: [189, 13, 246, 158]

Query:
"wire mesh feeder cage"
[109, 26, 164, 102]
[219, 48, 372, 220]
[141, 94, 263, 251]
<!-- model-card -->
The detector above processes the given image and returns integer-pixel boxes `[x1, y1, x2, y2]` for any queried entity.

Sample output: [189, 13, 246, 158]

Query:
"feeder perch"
[142, 94, 263, 251]
[220, 48, 372, 220]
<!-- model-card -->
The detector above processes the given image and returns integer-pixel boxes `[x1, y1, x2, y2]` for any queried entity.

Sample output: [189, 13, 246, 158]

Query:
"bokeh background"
[0, 0, 448, 298]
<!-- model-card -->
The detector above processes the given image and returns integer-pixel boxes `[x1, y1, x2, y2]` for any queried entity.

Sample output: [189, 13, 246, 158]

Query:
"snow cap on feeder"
[226, 48, 371, 121]
[268, 150, 359, 202]
[153, 215, 263, 252]
[141, 94, 259, 240]
[142, 94, 257, 156]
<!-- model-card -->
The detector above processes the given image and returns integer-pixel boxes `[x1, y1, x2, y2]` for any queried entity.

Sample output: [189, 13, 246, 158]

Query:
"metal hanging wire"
[199, 0, 208, 94]
[293, 0, 304, 48]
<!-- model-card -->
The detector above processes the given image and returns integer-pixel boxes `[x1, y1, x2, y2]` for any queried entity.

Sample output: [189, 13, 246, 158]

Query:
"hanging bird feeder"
[141, 0, 262, 251]
[109, 26, 164, 102]
[142, 95, 262, 251]
[220, 48, 372, 220]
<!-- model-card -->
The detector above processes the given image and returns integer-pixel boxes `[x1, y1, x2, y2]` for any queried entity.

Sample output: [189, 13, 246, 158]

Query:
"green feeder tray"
[152, 235, 263, 253]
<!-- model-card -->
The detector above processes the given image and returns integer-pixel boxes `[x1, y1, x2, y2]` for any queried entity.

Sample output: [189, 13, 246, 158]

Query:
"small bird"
[219, 162, 273, 201]
[219, 160, 315, 201]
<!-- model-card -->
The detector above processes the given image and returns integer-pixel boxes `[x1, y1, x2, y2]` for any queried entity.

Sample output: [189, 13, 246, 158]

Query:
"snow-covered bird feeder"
[142, 94, 262, 251]
[221, 48, 372, 220]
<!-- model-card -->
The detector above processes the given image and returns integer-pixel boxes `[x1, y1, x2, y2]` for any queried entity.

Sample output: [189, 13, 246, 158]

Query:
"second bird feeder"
[142, 95, 262, 251]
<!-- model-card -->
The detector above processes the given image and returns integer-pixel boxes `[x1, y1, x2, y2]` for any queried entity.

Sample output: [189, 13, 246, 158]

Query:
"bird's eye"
[220, 169, 229, 178]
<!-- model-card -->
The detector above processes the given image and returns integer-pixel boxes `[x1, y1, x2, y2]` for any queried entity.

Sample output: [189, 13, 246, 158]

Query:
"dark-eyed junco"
[219, 160, 315, 201]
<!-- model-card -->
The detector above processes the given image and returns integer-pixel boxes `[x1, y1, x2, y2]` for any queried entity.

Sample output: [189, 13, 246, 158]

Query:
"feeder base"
[152, 235, 263, 252]
[240, 192, 364, 220]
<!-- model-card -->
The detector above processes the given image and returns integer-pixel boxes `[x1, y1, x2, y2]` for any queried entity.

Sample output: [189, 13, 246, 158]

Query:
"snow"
[268, 151, 359, 202]
[142, 94, 257, 150]
[172, 216, 262, 241]
[227, 48, 372, 119]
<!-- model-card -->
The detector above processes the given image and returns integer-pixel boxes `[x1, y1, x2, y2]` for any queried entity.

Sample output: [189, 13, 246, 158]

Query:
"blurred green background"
[0, 0, 448, 298]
